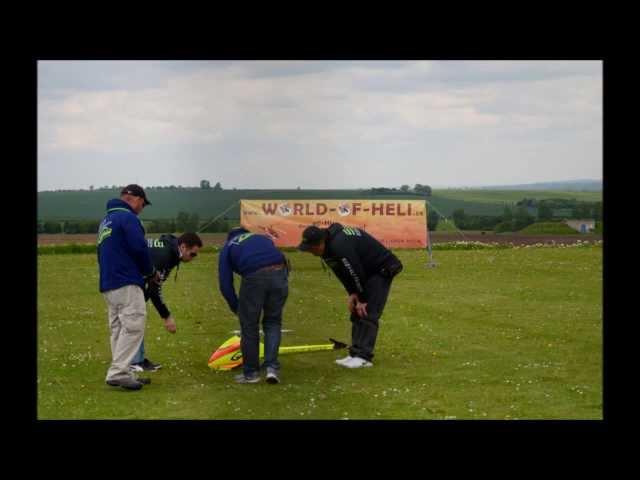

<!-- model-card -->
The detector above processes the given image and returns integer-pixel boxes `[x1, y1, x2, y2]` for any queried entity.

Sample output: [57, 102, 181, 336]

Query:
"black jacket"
[322, 223, 401, 302]
[145, 234, 181, 319]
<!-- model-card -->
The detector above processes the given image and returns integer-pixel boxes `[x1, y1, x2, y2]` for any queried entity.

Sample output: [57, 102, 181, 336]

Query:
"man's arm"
[122, 214, 155, 277]
[146, 278, 171, 319]
[218, 244, 239, 314]
[328, 241, 369, 302]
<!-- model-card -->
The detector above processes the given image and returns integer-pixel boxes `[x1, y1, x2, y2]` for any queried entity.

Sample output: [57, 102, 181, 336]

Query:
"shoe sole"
[234, 378, 260, 384]
[338, 361, 373, 369]
[106, 381, 143, 390]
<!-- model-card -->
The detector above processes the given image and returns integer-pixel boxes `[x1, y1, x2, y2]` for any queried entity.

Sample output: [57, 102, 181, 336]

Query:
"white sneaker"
[335, 355, 354, 365]
[129, 364, 143, 373]
[339, 356, 373, 369]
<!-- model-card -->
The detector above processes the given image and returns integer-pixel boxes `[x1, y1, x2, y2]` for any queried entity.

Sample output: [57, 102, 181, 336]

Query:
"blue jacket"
[97, 199, 155, 292]
[218, 228, 285, 313]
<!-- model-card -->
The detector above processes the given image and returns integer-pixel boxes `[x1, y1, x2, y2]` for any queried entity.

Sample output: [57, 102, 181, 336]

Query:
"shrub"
[519, 222, 579, 235]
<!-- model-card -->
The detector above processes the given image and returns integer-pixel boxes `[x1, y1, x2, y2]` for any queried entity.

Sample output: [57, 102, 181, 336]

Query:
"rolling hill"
[37, 187, 603, 222]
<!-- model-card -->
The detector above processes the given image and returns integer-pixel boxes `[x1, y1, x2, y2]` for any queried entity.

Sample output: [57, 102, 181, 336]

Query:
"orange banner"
[240, 199, 428, 249]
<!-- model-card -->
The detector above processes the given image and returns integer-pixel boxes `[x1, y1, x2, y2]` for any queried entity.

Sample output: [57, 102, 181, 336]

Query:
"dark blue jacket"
[97, 199, 155, 292]
[218, 228, 285, 313]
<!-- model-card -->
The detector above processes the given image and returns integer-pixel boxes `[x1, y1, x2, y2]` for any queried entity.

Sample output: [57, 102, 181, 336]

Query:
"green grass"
[434, 218, 459, 232]
[37, 246, 602, 420]
[519, 222, 579, 235]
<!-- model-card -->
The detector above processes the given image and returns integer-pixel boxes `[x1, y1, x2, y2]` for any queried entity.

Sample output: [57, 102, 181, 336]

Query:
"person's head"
[178, 232, 203, 262]
[297, 225, 326, 256]
[120, 184, 151, 214]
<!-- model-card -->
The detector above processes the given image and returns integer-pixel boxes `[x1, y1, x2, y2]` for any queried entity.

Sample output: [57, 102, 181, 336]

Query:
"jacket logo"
[230, 233, 254, 245]
[97, 220, 112, 246]
[342, 226, 361, 236]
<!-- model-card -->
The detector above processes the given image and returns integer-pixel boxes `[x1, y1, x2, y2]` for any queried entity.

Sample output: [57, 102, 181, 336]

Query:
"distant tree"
[175, 211, 190, 232]
[89, 185, 94, 191]
[175, 211, 199, 232]
[572, 202, 592, 219]
[513, 206, 535, 231]
[213, 182, 223, 191]
[502, 204, 514, 223]
[400, 185, 410, 192]
[43, 221, 62, 234]
[537, 202, 554, 221]
[593, 202, 602, 221]
[414, 184, 432, 196]
[427, 210, 440, 231]
[200, 180, 211, 189]
[452, 208, 466, 227]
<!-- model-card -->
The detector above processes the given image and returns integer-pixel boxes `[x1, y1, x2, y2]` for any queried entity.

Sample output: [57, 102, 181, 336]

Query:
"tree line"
[38, 211, 232, 234]
[450, 199, 603, 232]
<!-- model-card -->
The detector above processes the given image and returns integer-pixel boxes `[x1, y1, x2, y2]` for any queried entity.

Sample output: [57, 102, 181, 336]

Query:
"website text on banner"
[240, 199, 428, 249]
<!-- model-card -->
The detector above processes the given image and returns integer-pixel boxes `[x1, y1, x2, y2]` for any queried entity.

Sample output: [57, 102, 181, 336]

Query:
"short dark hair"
[178, 232, 203, 248]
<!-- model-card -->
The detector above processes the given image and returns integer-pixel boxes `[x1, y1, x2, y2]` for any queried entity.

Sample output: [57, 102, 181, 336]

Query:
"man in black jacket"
[298, 223, 402, 369]
[130, 232, 203, 372]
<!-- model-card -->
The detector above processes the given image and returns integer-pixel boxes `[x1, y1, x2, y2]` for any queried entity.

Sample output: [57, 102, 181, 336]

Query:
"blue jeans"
[131, 339, 145, 365]
[237, 267, 289, 377]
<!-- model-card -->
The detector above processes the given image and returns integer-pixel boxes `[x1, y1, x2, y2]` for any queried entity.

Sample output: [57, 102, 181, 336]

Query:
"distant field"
[434, 189, 602, 204]
[37, 188, 602, 221]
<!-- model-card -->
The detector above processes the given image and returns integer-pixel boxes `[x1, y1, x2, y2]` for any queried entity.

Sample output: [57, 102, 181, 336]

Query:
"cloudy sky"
[37, 60, 602, 191]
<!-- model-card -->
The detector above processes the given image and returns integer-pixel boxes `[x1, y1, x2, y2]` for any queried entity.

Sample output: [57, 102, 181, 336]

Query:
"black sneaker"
[106, 377, 144, 390]
[141, 358, 162, 371]
[134, 377, 152, 385]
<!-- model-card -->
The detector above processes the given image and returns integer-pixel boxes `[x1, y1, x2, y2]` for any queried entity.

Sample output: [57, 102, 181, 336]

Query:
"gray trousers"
[102, 284, 146, 382]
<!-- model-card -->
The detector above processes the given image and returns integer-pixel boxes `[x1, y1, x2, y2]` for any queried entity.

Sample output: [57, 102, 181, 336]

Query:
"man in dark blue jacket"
[218, 227, 289, 384]
[97, 184, 158, 391]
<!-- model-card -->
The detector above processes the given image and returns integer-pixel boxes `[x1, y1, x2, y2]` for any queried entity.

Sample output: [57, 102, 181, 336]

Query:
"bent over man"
[298, 223, 403, 369]
[218, 227, 289, 384]
[130, 232, 203, 372]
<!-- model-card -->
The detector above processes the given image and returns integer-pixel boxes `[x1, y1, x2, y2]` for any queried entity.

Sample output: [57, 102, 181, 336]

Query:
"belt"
[256, 263, 285, 273]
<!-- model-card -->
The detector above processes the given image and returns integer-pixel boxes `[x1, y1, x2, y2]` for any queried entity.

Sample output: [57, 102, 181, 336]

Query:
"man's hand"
[355, 301, 368, 318]
[164, 316, 177, 333]
[150, 271, 162, 285]
[347, 294, 358, 314]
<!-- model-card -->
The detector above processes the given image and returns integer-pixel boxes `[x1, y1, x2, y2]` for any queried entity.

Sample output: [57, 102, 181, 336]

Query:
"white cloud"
[37, 60, 603, 190]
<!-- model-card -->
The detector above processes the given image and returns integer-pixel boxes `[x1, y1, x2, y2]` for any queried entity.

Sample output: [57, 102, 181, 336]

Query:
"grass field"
[37, 246, 602, 420]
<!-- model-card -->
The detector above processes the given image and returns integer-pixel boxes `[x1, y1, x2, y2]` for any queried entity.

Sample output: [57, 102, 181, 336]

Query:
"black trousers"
[349, 274, 393, 362]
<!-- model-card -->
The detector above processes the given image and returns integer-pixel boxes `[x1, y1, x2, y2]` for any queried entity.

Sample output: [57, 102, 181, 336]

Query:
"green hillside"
[37, 188, 603, 222]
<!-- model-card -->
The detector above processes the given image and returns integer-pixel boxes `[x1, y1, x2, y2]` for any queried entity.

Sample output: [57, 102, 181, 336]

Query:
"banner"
[240, 199, 428, 249]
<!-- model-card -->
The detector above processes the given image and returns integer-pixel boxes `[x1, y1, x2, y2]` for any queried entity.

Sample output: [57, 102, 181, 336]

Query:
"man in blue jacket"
[218, 227, 289, 384]
[97, 184, 159, 391]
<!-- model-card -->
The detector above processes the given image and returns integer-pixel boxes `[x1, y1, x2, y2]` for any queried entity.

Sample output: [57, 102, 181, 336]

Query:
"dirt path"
[39, 231, 601, 246]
